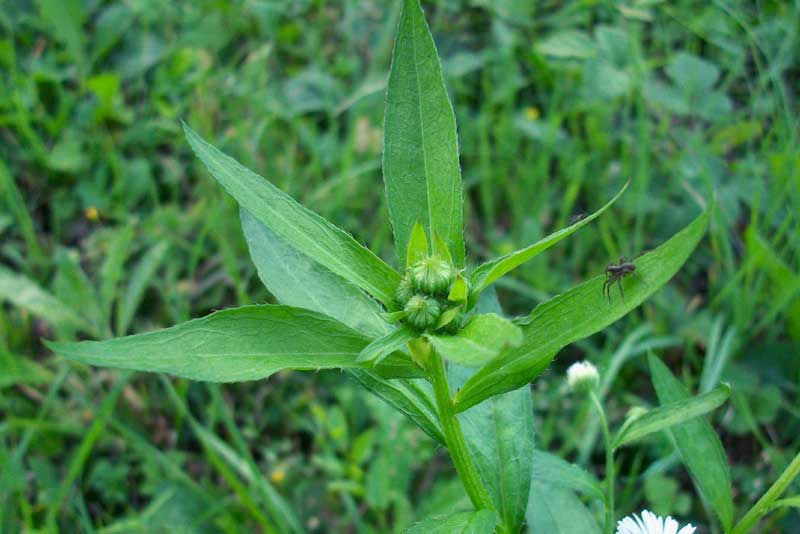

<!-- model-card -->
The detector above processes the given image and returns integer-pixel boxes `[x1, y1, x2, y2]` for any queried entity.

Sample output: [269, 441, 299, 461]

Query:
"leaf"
[407, 221, 430, 267]
[526, 481, 602, 534]
[428, 314, 522, 367]
[405, 509, 496, 534]
[450, 364, 534, 533]
[184, 124, 400, 306]
[455, 208, 710, 412]
[469, 180, 629, 303]
[241, 209, 440, 441]
[0, 266, 94, 335]
[0, 351, 53, 389]
[613, 384, 730, 449]
[649, 354, 734, 531]
[666, 52, 720, 93]
[241, 210, 389, 338]
[54, 249, 103, 336]
[47, 305, 418, 382]
[536, 30, 596, 59]
[99, 224, 135, 324]
[531, 450, 605, 503]
[383, 0, 465, 268]
[357, 326, 417, 364]
[350, 372, 444, 445]
[116, 241, 169, 335]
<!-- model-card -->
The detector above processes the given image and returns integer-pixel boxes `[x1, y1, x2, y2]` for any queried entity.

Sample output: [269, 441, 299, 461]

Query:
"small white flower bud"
[566, 361, 599, 394]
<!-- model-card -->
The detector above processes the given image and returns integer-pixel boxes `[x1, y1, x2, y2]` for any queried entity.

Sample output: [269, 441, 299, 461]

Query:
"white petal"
[664, 516, 679, 534]
[677, 525, 696, 534]
[617, 516, 646, 534]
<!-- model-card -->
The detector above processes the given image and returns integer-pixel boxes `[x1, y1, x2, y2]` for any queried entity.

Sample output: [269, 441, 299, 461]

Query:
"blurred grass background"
[1, 0, 798, 532]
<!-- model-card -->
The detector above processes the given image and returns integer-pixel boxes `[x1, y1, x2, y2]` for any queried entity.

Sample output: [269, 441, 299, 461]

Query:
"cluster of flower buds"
[395, 255, 464, 332]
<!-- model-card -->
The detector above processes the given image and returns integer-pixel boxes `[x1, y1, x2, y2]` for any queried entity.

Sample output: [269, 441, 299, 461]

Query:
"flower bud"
[403, 294, 442, 330]
[410, 256, 455, 295]
[394, 275, 415, 306]
[566, 361, 599, 394]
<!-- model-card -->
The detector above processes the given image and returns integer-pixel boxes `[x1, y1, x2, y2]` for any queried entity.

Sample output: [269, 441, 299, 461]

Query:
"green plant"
[41, 1, 797, 532]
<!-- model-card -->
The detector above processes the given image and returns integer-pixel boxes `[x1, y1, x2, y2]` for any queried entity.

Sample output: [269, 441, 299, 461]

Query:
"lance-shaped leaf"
[358, 326, 417, 364]
[241, 209, 441, 442]
[184, 124, 400, 307]
[649, 354, 734, 531]
[469, 180, 629, 304]
[427, 314, 522, 367]
[405, 509, 496, 534]
[450, 363, 534, 533]
[530, 450, 605, 503]
[383, 0, 465, 267]
[526, 481, 602, 534]
[46, 305, 420, 381]
[0, 266, 95, 336]
[454, 208, 710, 412]
[612, 383, 730, 449]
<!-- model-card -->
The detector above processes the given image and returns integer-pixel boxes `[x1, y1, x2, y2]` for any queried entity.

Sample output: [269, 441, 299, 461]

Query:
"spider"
[603, 257, 640, 300]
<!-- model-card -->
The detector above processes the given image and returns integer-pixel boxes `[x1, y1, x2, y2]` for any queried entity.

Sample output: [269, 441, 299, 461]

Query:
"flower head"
[410, 256, 456, 295]
[403, 294, 442, 330]
[566, 360, 599, 394]
[616, 510, 696, 534]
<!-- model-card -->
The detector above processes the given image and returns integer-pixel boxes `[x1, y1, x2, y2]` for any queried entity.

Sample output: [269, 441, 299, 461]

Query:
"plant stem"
[428, 351, 495, 513]
[591, 391, 615, 534]
[732, 449, 800, 534]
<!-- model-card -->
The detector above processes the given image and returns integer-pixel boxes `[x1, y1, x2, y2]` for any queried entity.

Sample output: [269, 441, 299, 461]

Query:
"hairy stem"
[591, 391, 615, 534]
[732, 449, 800, 534]
[428, 350, 495, 513]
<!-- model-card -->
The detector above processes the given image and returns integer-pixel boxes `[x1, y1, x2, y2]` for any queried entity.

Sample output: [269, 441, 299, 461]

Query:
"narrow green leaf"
[450, 364, 534, 533]
[47, 305, 419, 382]
[649, 354, 734, 531]
[116, 241, 169, 335]
[383, 0, 465, 267]
[241, 210, 390, 338]
[358, 326, 417, 364]
[0, 266, 94, 335]
[407, 221, 430, 267]
[526, 482, 602, 534]
[448, 275, 469, 303]
[184, 124, 400, 306]
[54, 249, 103, 336]
[469, 180, 629, 302]
[241, 209, 439, 440]
[0, 351, 53, 389]
[531, 450, 605, 503]
[455, 208, 709, 412]
[99, 224, 135, 324]
[405, 509, 496, 534]
[428, 313, 522, 367]
[349, 373, 444, 445]
[613, 384, 730, 449]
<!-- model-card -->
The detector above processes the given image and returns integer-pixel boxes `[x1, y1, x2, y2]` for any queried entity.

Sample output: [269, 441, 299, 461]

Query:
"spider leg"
[616, 276, 625, 301]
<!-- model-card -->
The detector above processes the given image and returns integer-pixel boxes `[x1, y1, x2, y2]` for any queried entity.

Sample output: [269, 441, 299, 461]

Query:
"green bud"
[394, 275, 415, 306]
[410, 256, 455, 295]
[403, 294, 442, 330]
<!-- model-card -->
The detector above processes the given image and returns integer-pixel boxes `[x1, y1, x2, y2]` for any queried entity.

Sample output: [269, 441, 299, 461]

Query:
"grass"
[1, 0, 799, 531]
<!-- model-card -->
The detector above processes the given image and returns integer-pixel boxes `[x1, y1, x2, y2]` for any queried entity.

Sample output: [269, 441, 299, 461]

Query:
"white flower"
[616, 510, 696, 534]
[566, 360, 599, 393]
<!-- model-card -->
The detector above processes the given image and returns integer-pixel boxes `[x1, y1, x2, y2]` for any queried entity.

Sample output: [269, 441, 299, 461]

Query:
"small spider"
[603, 257, 640, 300]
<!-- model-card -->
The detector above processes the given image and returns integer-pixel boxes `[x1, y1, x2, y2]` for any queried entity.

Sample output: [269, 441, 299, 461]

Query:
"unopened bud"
[410, 256, 455, 295]
[566, 361, 599, 394]
[404, 295, 442, 330]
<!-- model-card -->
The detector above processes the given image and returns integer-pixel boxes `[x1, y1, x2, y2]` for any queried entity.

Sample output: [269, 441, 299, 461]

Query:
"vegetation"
[1, 0, 798, 532]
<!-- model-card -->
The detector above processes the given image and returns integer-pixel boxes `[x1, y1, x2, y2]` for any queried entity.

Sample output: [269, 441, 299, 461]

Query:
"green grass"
[1, 0, 799, 531]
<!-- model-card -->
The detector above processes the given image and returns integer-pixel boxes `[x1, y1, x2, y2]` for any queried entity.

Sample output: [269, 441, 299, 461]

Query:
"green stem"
[591, 391, 615, 534]
[732, 449, 800, 534]
[428, 351, 495, 513]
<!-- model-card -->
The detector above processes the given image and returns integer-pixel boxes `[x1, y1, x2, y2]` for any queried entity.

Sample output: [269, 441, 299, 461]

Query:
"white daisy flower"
[566, 360, 599, 393]
[616, 510, 696, 534]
